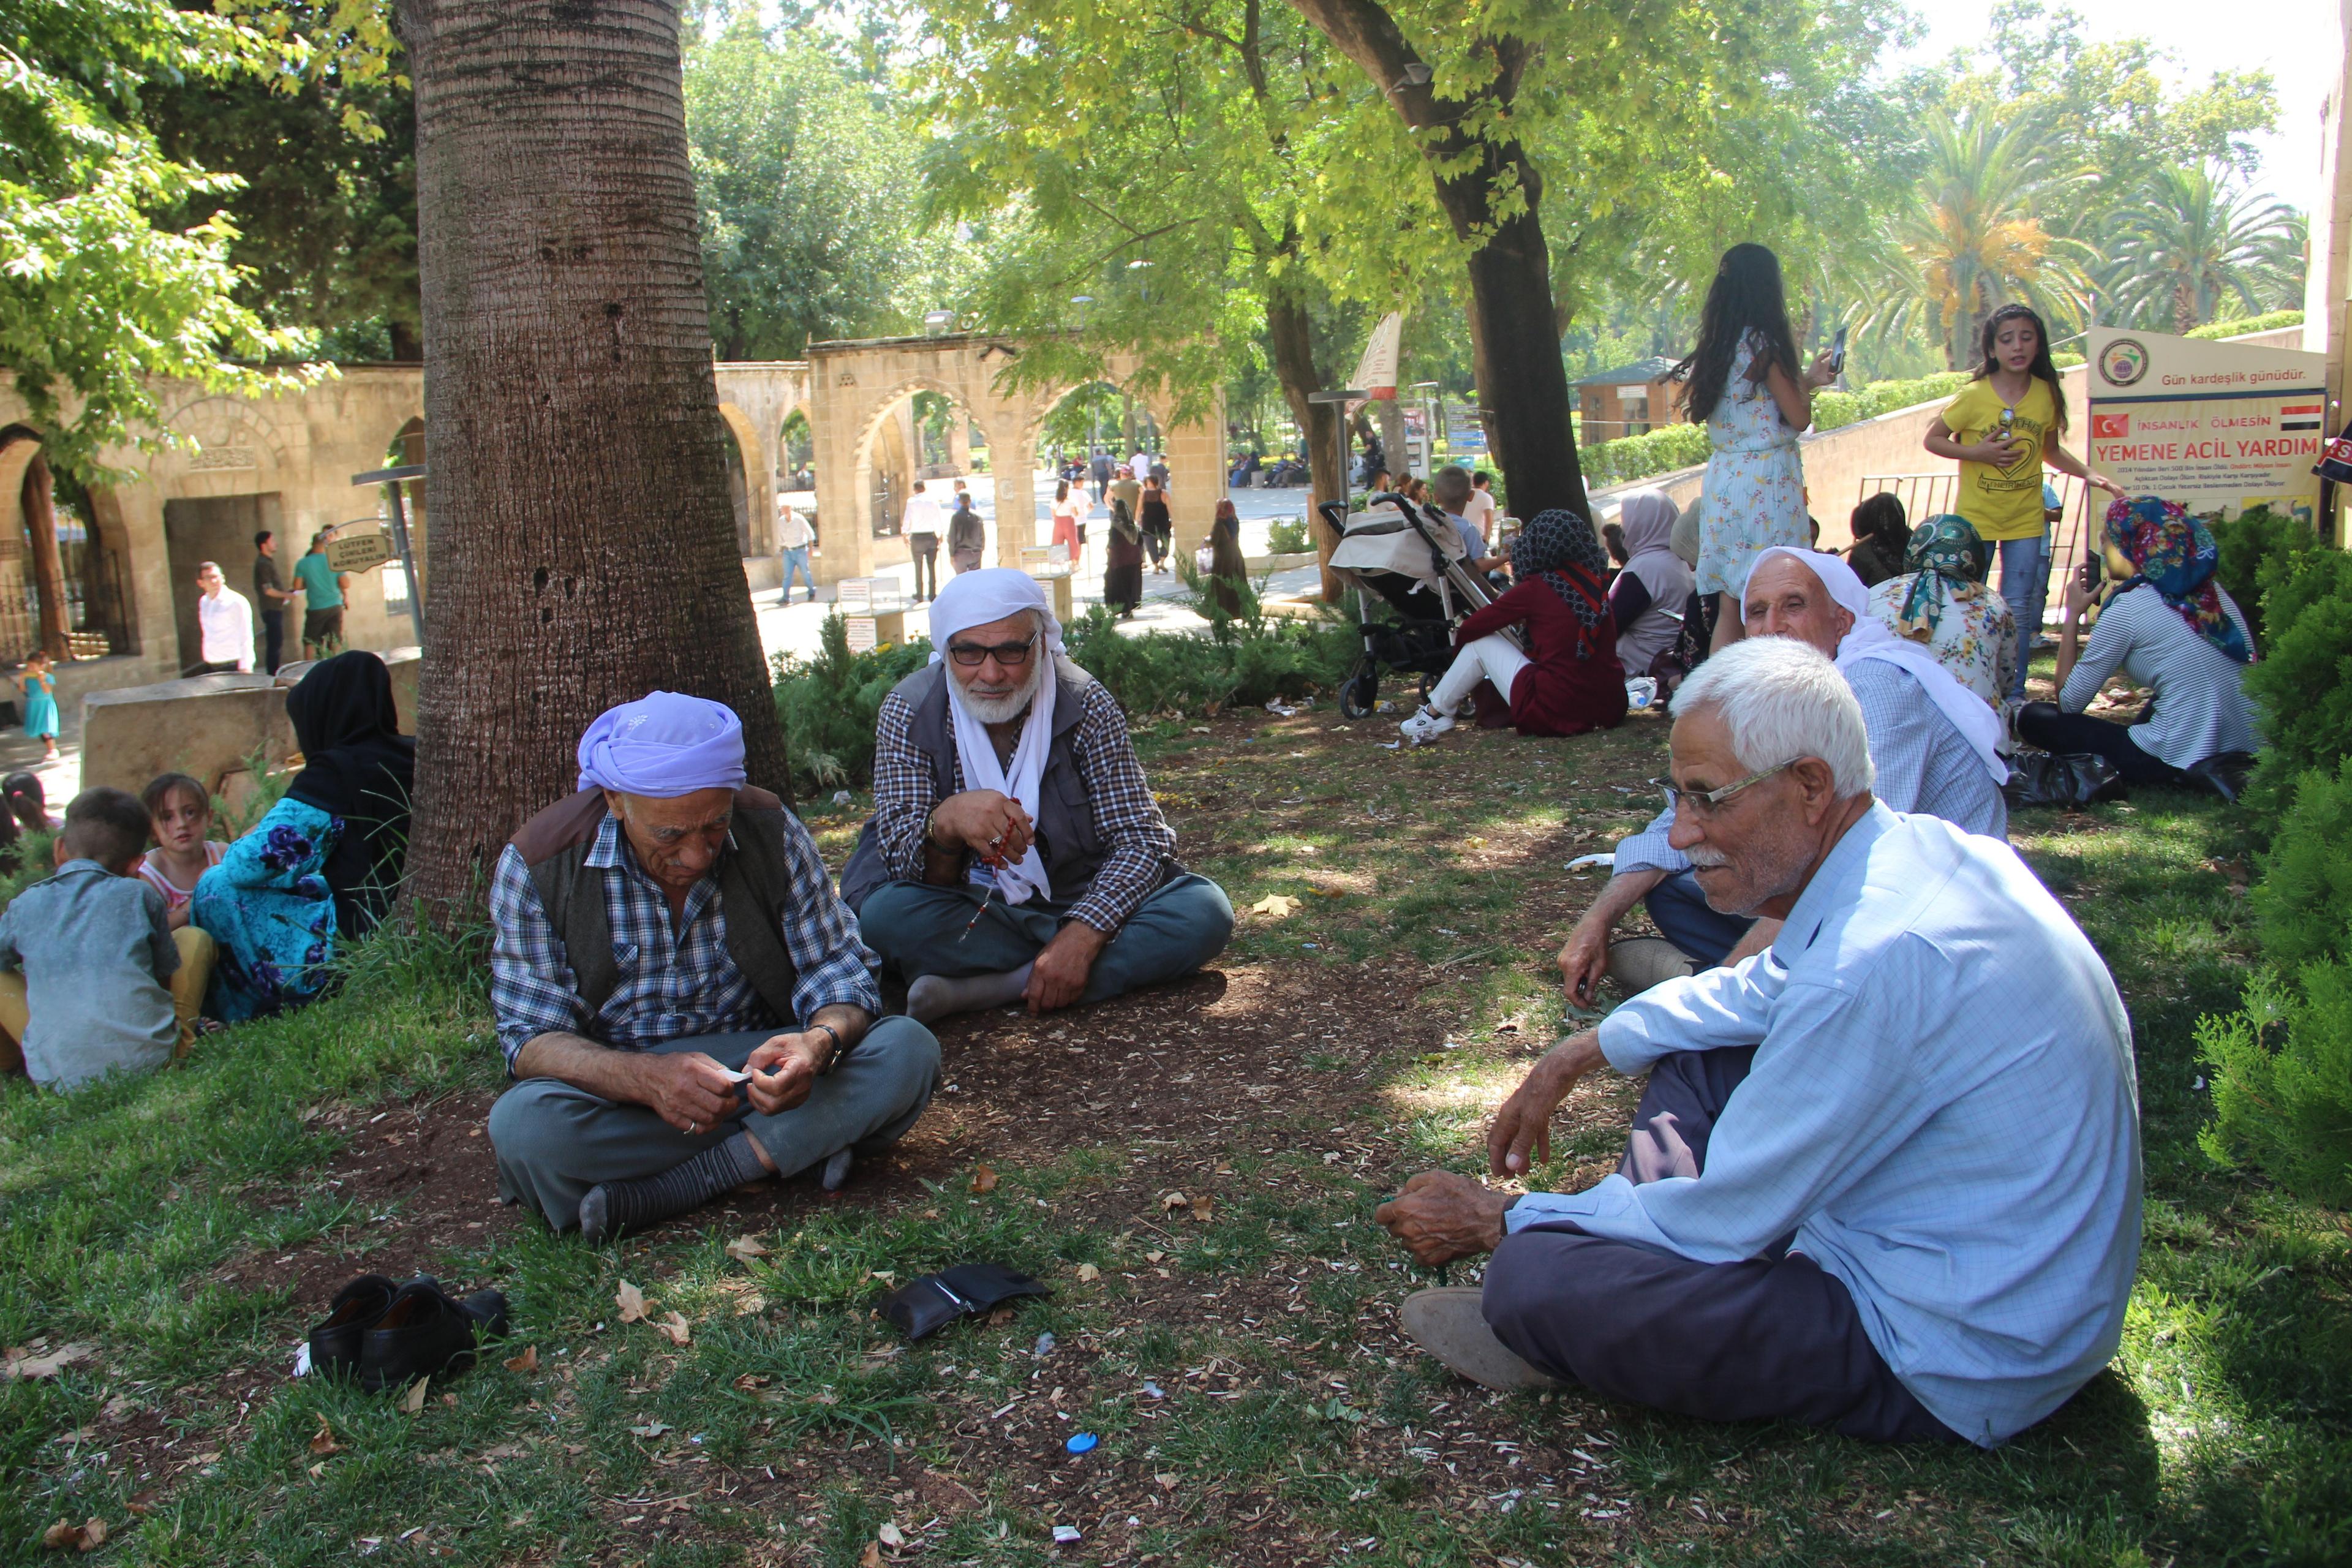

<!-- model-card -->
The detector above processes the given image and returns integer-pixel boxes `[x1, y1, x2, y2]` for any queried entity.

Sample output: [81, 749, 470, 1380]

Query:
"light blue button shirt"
[1512, 805, 2141, 1446]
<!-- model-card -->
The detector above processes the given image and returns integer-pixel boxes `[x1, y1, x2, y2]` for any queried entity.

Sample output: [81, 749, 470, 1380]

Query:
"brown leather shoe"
[1398, 1287, 1559, 1392]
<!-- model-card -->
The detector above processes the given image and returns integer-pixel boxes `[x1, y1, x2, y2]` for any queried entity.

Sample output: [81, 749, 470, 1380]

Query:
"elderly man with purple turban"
[486, 693, 939, 1242]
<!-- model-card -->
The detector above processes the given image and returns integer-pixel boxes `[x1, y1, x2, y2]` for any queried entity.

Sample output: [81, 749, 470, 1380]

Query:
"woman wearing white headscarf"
[1605, 491, 1695, 677]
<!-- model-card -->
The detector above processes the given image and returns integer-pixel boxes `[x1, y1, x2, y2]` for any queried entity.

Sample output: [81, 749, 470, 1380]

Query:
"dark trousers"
[1482, 1046, 1959, 1443]
[260, 610, 284, 674]
[858, 874, 1233, 1002]
[1645, 869, 1753, 967]
[2015, 703, 2190, 787]
[909, 537, 940, 601]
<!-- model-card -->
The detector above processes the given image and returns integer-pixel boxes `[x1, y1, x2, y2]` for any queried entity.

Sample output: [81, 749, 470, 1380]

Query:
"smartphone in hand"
[1829, 325, 1848, 376]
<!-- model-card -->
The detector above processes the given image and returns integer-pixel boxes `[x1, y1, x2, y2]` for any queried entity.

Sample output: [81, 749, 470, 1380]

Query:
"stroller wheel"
[1340, 667, 1379, 720]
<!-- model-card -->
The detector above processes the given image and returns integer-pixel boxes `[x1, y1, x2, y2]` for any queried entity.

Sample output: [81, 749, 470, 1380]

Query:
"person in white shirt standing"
[1461, 469, 1499, 541]
[192, 561, 255, 674]
[776, 498, 816, 604]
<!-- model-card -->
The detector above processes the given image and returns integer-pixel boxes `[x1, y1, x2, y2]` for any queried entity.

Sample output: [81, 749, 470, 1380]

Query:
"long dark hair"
[1972, 303, 2068, 432]
[1675, 243, 1801, 425]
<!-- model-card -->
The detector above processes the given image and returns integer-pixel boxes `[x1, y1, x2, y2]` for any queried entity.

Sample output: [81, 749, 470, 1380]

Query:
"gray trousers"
[857, 873, 1234, 1003]
[1480, 1046, 1959, 1443]
[488, 1018, 940, 1232]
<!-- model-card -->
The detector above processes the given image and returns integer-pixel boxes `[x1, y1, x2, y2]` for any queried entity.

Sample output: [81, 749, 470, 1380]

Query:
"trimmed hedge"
[2187, 309, 2305, 341]
[1581, 370, 1975, 489]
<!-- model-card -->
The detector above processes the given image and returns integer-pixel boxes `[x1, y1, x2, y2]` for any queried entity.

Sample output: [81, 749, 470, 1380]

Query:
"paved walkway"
[758, 467, 1331, 662]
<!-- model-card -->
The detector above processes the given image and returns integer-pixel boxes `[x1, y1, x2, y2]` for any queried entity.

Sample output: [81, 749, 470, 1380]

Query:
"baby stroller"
[1322, 496, 1521, 720]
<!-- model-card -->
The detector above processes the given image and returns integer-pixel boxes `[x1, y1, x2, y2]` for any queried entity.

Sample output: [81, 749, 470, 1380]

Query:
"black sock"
[578, 1134, 769, 1243]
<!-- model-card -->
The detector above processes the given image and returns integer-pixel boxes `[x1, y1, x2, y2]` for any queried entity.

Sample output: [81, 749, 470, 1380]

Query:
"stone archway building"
[0, 341, 1221, 722]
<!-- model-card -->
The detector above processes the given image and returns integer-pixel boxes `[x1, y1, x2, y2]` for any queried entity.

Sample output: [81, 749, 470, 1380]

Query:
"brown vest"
[511, 787, 802, 1034]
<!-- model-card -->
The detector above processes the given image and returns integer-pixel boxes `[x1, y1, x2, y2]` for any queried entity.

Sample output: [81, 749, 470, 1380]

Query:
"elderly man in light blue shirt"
[1561, 545, 2010, 998]
[1377, 636, 2139, 1446]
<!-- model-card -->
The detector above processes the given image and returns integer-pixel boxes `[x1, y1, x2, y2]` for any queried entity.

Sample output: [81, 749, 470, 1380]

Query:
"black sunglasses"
[947, 634, 1039, 668]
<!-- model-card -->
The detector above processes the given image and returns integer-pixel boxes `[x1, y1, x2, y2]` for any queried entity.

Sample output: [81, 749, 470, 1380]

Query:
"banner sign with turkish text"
[2086, 326, 2324, 525]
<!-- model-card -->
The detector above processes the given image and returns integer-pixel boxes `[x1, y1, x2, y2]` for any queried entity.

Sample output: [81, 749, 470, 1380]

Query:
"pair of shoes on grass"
[308, 1275, 508, 1392]
[1398, 704, 1455, 745]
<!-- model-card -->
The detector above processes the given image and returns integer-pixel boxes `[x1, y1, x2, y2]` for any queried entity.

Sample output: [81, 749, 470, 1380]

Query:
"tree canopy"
[0, 0, 318, 473]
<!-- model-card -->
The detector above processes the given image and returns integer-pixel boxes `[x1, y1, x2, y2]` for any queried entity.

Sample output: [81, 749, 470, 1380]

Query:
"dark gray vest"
[839, 660, 1163, 913]
[511, 788, 802, 1035]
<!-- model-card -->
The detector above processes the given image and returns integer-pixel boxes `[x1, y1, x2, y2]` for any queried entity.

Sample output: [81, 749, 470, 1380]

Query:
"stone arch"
[845, 373, 990, 552]
[0, 424, 140, 673]
[716, 402, 766, 555]
[778, 408, 814, 489]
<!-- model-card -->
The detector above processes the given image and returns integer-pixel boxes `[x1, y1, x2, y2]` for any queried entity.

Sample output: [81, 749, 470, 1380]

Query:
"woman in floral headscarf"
[2016, 496, 2260, 788]
[1864, 514, 2017, 709]
[1398, 509, 1629, 744]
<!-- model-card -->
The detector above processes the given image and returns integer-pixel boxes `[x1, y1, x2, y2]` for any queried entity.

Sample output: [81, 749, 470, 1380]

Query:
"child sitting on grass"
[0, 787, 216, 1090]
[138, 772, 227, 929]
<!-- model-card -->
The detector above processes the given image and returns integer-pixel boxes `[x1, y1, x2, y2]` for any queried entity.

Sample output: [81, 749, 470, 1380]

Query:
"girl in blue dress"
[13, 651, 59, 760]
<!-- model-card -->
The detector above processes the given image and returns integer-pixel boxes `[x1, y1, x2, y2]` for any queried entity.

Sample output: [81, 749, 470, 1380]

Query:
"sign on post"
[2086, 327, 2326, 526]
[325, 530, 397, 574]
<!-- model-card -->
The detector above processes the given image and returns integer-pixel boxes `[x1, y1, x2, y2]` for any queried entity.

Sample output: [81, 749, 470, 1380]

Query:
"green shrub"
[1265, 516, 1310, 554]
[1810, 370, 1972, 432]
[2198, 963, 2352, 1207]
[1060, 603, 1352, 716]
[1580, 423, 1711, 487]
[769, 607, 1357, 788]
[2244, 546, 2352, 811]
[770, 614, 935, 794]
[2211, 504, 2321, 646]
[2250, 756, 2352, 971]
[2187, 309, 2305, 340]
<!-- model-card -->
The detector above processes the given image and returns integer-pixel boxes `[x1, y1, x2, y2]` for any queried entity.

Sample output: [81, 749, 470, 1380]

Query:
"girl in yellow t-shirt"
[1924, 304, 2122, 702]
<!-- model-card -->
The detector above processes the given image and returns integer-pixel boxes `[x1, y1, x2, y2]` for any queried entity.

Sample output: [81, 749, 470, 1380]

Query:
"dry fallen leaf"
[616, 1281, 648, 1323]
[1144, 1250, 1166, 1264]
[969, 1164, 999, 1194]
[725, 1234, 770, 1262]
[858, 1544, 884, 1568]
[1189, 1195, 1215, 1223]
[985, 1306, 1014, 1327]
[733, 1372, 771, 1390]
[1155, 1472, 1180, 1490]
[1074, 1263, 1101, 1283]
[399, 1376, 429, 1414]
[878, 1521, 907, 1547]
[5, 1343, 93, 1381]
[124, 1493, 157, 1519]
[502, 1345, 539, 1374]
[1160, 1191, 1188, 1212]
[656, 1312, 693, 1348]
[1248, 894, 1296, 919]
[41, 1517, 107, 1553]
[308, 1417, 340, 1457]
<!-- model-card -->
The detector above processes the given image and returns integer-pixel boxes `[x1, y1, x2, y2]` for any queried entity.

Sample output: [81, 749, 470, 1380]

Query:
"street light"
[922, 309, 956, 334]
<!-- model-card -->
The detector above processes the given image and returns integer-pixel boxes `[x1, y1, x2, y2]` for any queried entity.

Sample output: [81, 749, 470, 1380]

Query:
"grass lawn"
[4, 692, 2347, 1567]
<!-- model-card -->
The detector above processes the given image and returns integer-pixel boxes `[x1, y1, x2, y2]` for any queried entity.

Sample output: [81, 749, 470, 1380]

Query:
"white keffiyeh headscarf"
[1742, 546, 2008, 784]
[928, 570, 1067, 904]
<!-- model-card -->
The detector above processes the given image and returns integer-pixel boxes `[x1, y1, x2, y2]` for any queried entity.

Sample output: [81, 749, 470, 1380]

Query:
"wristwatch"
[809, 1022, 844, 1074]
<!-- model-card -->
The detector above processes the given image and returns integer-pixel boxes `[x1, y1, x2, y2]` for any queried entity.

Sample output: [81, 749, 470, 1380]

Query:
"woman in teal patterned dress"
[194, 652, 413, 1020]
[1673, 244, 1838, 655]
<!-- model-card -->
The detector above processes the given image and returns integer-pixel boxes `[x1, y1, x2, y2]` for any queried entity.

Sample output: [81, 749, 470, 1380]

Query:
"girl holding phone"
[1924, 304, 2122, 701]
[1674, 243, 1838, 652]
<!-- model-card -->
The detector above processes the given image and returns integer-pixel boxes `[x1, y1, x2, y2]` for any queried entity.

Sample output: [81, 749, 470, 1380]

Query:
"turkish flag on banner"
[2092, 413, 2130, 440]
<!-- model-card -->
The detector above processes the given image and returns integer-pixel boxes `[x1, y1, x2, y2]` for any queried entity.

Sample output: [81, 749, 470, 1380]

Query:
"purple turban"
[576, 692, 747, 797]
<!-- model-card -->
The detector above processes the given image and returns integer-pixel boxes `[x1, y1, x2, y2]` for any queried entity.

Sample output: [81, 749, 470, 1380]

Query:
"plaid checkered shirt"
[870, 674, 1174, 933]
[488, 809, 880, 1072]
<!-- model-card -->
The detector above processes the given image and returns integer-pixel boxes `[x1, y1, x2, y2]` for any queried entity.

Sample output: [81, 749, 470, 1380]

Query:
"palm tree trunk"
[394, 0, 790, 913]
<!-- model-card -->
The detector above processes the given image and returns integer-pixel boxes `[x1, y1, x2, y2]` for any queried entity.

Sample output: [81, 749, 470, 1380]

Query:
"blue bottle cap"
[1065, 1432, 1099, 1455]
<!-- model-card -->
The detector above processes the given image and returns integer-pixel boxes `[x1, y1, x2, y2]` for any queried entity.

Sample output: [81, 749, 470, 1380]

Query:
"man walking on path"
[252, 532, 292, 674]
[777, 499, 816, 604]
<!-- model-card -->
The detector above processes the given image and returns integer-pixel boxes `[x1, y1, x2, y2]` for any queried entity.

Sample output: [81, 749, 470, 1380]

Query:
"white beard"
[950, 654, 1046, 725]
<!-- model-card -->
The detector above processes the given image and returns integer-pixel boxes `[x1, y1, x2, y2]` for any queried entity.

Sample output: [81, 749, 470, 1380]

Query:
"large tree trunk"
[21, 453, 71, 661]
[1284, 0, 1588, 522]
[1265, 282, 1346, 600]
[394, 0, 789, 913]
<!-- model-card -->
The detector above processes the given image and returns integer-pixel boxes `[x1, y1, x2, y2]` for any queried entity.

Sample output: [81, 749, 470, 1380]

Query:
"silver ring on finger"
[689, 1121, 698, 1134]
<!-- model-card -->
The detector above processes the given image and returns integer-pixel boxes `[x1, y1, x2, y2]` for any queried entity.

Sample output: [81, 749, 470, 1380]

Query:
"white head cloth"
[1741, 546, 2008, 784]
[929, 569, 1067, 905]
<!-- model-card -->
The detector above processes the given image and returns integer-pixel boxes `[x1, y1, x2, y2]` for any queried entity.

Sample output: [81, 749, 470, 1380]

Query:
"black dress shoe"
[358, 1279, 509, 1393]
[308, 1274, 410, 1381]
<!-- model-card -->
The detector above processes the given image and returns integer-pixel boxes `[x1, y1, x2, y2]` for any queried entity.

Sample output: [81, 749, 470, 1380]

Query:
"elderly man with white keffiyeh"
[841, 570, 1234, 1023]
